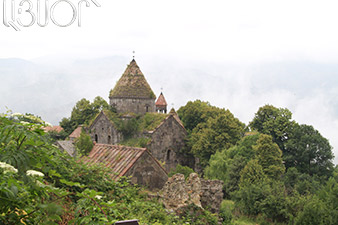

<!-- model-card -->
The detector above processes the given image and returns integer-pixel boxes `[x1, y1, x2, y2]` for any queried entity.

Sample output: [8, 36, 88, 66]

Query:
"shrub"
[168, 164, 195, 179]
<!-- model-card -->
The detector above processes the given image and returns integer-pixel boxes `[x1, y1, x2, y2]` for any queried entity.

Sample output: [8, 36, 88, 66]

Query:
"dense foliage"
[180, 102, 336, 224]
[0, 113, 218, 224]
[60, 96, 111, 135]
[3, 99, 336, 225]
[75, 130, 94, 156]
[249, 104, 334, 178]
[178, 100, 245, 167]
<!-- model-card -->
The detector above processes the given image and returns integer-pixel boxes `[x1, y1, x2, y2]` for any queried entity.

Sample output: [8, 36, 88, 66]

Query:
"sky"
[1, 0, 338, 164]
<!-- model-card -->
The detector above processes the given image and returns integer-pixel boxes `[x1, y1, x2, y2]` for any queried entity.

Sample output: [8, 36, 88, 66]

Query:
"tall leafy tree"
[254, 134, 285, 179]
[249, 104, 295, 151]
[190, 110, 245, 167]
[285, 124, 334, 178]
[205, 134, 259, 196]
[60, 96, 110, 135]
[177, 100, 223, 133]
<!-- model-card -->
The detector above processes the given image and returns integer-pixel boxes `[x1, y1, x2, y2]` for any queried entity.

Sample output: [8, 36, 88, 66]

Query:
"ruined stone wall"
[89, 113, 122, 144]
[126, 152, 168, 190]
[148, 116, 194, 172]
[200, 179, 224, 213]
[159, 173, 223, 214]
[110, 98, 155, 114]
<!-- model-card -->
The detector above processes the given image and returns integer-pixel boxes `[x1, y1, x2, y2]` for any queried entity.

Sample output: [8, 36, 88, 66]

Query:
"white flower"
[26, 170, 44, 177]
[20, 121, 29, 125]
[44, 122, 52, 127]
[0, 162, 18, 173]
[95, 195, 103, 200]
[11, 112, 23, 117]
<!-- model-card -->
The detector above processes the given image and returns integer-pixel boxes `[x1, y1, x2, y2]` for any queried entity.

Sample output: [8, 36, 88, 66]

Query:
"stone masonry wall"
[200, 179, 224, 213]
[110, 98, 155, 114]
[89, 113, 122, 144]
[126, 151, 168, 191]
[148, 116, 194, 172]
[159, 173, 223, 214]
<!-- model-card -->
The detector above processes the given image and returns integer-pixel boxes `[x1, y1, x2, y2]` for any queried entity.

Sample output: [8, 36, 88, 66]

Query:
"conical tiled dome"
[109, 59, 156, 99]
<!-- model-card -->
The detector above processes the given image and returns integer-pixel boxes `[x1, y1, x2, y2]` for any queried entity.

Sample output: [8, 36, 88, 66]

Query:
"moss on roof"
[109, 59, 156, 99]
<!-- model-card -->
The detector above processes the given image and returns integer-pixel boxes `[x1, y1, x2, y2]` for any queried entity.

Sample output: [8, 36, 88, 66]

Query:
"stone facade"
[147, 110, 194, 172]
[88, 111, 122, 144]
[159, 173, 223, 213]
[110, 98, 155, 114]
[126, 150, 168, 190]
[89, 109, 194, 173]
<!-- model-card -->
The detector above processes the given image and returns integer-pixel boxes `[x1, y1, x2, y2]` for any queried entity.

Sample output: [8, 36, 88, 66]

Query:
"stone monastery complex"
[59, 59, 195, 190]
[56, 58, 223, 212]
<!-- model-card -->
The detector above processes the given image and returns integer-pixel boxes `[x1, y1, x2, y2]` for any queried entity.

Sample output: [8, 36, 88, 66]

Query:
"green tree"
[249, 104, 295, 152]
[60, 96, 110, 135]
[190, 111, 245, 167]
[75, 131, 94, 156]
[285, 124, 334, 178]
[205, 134, 259, 197]
[254, 134, 285, 179]
[239, 159, 266, 187]
[295, 196, 332, 225]
[92, 96, 109, 112]
[177, 100, 223, 133]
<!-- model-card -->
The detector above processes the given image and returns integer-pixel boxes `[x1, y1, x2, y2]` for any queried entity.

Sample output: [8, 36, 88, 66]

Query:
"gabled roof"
[149, 108, 186, 134]
[43, 125, 64, 133]
[56, 140, 76, 157]
[155, 92, 167, 106]
[82, 144, 166, 180]
[69, 125, 83, 139]
[109, 59, 156, 99]
[168, 108, 185, 129]
[89, 110, 116, 130]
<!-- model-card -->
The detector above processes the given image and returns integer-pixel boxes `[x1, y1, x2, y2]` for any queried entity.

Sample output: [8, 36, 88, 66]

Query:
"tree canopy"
[249, 104, 334, 178]
[60, 96, 110, 135]
[285, 124, 334, 178]
[178, 100, 245, 167]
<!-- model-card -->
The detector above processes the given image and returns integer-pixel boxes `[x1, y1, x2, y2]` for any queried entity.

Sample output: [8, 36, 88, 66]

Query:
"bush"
[219, 200, 234, 224]
[295, 196, 332, 225]
[168, 164, 195, 179]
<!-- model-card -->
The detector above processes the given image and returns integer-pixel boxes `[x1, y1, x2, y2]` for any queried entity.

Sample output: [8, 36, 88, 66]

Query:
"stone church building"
[109, 59, 157, 114]
[87, 59, 194, 173]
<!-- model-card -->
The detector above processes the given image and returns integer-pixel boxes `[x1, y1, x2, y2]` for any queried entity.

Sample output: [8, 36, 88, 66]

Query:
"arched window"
[167, 149, 171, 161]
[108, 135, 111, 144]
[95, 134, 98, 142]
[146, 105, 149, 112]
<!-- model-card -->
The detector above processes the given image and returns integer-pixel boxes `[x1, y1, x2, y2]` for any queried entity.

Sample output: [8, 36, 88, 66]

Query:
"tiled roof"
[155, 92, 167, 106]
[43, 126, 64, 133]
[56, 140, 76, 157]
[109, 59, 156, 99]
[82, 144, 147, 180]
[69, 125, 83, 139]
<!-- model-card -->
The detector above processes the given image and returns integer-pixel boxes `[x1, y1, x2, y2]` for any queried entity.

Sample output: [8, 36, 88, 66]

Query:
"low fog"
[0, 55, 337, 164]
